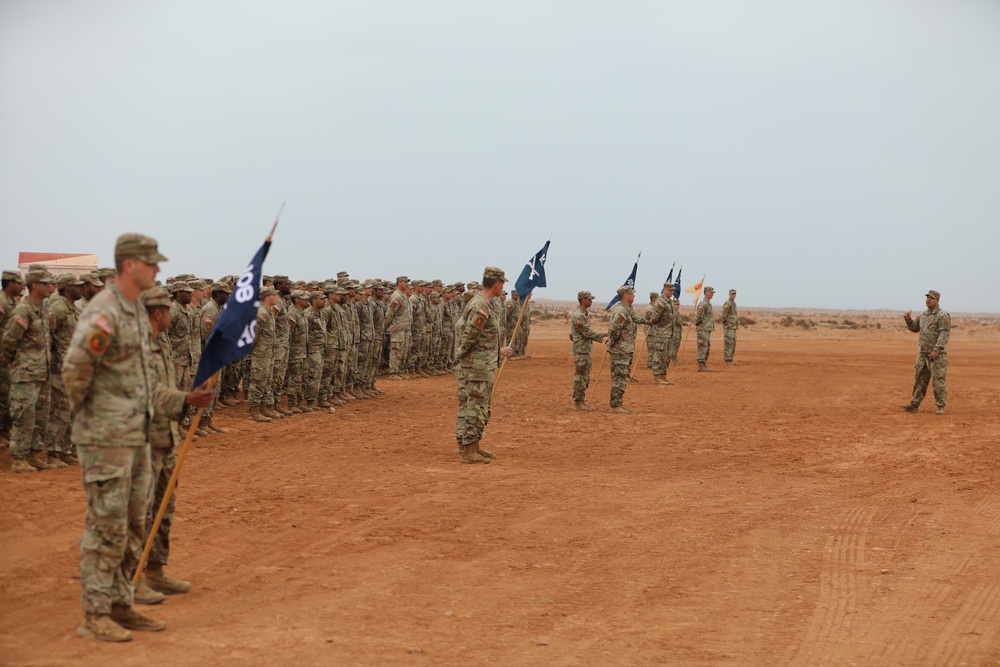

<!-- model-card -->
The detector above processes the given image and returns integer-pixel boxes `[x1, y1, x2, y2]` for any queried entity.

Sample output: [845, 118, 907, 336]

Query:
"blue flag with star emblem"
[192, 238, 271, 388]
[605, 252, 640, 310]
[514, 240, 549, 298]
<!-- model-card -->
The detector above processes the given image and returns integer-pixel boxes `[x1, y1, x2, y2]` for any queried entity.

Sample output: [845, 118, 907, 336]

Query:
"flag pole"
[588, 346, 609, 405]
[680, 273, 706, 355]
[132, 371, 220, 585]
[630, 324, 649, 378]
[492, 293, 531, 397]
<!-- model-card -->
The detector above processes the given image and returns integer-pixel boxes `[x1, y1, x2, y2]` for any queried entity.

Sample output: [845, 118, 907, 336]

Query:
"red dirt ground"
[2, 319, 999, 666]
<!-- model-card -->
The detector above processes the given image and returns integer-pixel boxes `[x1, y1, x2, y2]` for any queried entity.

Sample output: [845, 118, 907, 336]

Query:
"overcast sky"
[2, 1, 998, 312]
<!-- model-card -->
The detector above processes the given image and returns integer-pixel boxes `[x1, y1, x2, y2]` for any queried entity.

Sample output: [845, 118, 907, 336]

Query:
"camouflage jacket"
[149, 333, 184, 449]
[74, 296, 89, 316]
[645, 294, 675, 341]
[168, 300, 196, 367]
[272, 297, 290, 354]
[288, 305, 308, 359]
[0, 290, 18, 339]
[347, 301, 361, 347]
[370, 297, 386, 341]
[200, 299, 220, 343]
[570, 306, 604, 354]
[607, 302, 637, 354]
[907, 307, 951, 354]
[62, 284, 186, 447]
[1, 296, 50, 382]
[695, 300, 715, 332]
[252, 304, 276, 359]
[357, 298, 374, 342]
[721, 298, 738, 329]
[385, 289, 410, 334]
[457, 293, 503, 381]
[48, 294, 78, 389]
[306, 306, 327, 356]
[409, 294, 425, 335]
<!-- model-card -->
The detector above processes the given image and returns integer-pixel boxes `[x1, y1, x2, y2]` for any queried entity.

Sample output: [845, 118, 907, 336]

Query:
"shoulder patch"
[89, 332, 109, 353]
[15, 316, 28, 329]
[473, 314, 486, 328]
[477, 308, 488, 316]
[616, 313, 625, 323]
[95, 316, 114, 334]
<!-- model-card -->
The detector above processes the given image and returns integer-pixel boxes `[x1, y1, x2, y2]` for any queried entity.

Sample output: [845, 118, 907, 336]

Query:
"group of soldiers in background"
[0, 266, 537, 470]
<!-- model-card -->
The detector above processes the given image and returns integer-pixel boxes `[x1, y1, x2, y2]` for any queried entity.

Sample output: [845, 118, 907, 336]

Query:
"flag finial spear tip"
[267, 201, 285, 241]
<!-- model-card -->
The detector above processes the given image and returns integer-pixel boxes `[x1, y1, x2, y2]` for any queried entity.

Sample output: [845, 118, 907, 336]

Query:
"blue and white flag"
[192, 237, 271, 388]
[514, 240, 549, 298]
[605, 252, 640, 310]
[673, 266, 682, 299]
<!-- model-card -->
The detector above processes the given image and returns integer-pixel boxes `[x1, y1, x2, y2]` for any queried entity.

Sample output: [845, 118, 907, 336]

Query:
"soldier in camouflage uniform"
[365, 281, 386, 393]
[303, 291, 328, 411]
[607, 285, 637, 413]
[645, 292, 657, 370]
[455, 267, 513, 464]
[46, 273, 84, 466]
[75, 272, 103, 316]
[570, 290, 606, 411]
[513, 290, 531, 358]
[644, 282, 677, 386]
[407, 281, 426, 378]
[285, 290, 310, 412]
[2, 268, 54, 472]
[248, 286, 279, 422]
[198, 282, 231, 432]
[385, 276, 412, 380]
[722, 288, 739, 365]
[505, 290, 520, 348]
[440, 286, 457, 372]
[355, 281, 376, 397]
[695, 286, 715, 372]
[64, 234, 212, 642]
[901, 289, 951, 415]
[318, 284, 346, 407]
[0, 270, 25, 445]
[269, 276, 293, 415]
[669, 296, 682, 364]
[166, 282, 195, 391]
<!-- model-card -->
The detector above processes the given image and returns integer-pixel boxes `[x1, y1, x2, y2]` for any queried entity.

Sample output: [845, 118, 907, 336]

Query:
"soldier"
[645, 282, 677, 386]
[695, 286, 716, 372]
[63, 234, 211, 642]
[285, 289, 310, 412]
[721, 288, 739, 365]
[318, 284, 346, 407]
[407, 280, 426, 378]
[385, 276, 412, 380]
[269, 276, 293, 415]
[669, 295, 682, 364]
[365, 281, 386, 393]
[303, 291, 328, 411]
[75, 272, 103, 315]
[355, 281, 376, 397]
[505, 290, 520, 348]
[139, 286, 194, 602]
[455, 267, 513, 464]
[47, 273, 84, 466]
[166, 281, 195, 391]
[570, 290, 606, 411]
[607, 285, 637, 413]
[249, 286, 279, 421]
[515, 290, 532, 359]
[645, 292, 658, 370]
[0, 269, 26, 445]
[1, 267, 54, 472]
[901, 289, 951, 415]
[198, 282, 231, 432]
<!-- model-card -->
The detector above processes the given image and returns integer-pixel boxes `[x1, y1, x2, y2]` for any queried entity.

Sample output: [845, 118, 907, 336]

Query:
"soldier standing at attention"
[455, 267, 513, 464]
[0, 270, 26, 447]
[46, 273, 84, 466]
[303, 291, 328, 412]
[1, 267, 55, 472]
[385, 276, 411, 380]
[696, 286, 716, 372]
[645, 281, 677, 386]
[284, 289, 310, 413]
[570, 290, 606, 411]
[669, 295, 682, 365]
[269, 276, 293, 416]
[198, 282, 231, 432]
[63, 234, 211, 642]
[607, 285, 637, 413]
[721, 288, 739, 366]
[901, 289, 950, 415]
[249, 286, 279, 422]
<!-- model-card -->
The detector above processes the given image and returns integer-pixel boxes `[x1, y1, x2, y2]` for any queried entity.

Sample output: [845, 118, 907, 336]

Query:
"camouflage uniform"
[285, 297, 309, 407]
[440, 291, 456, 370]
[607, 295, 637, 408]
[167, 288, 195, 390]
[456, 283, 504, 453]
[645, 289, 676, 379]
[47, 288, 80, 457]
[695, 289, 715, 365]
[385, 281, 411, 375]
[669, 297, 682, 362]
[1, 287, 51, 461]
[269, 296, 291, 408]
[305, 298, 327, 402]
[505, 297, 519, 346]
[408, 288, 425, 373]
[514, 299, 531, 356]
[366, 290, 386, 389]
[63, 271, 186, 615]
[356, 292, 375, 390]
[249, 301, 276, 407]
[199, 294, 223, 418]
[721, 291, 738, 363]
[570, 293, 605, 403]
[0, 273, 22, 437]
[905, 293, 950, 410]
[334, 297, 353, 396]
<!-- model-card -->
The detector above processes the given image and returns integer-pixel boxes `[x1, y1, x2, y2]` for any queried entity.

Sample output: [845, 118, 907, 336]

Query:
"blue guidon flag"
[606, 252, 640, 310]
[514, 240, 550, 298]
[673, 266, 682, 299]
[192, 236, 271, 388]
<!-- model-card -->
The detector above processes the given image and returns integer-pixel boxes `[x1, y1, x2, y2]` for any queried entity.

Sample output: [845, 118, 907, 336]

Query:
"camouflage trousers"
[357, 340, 374, 386]
[648, 338, 671, 376]
[285, 358, 306, 404]
[514, 326, 529, 356]
[270, 349, 289, 405]
[146, 446, 177, 566]
[573, 353, 592, 403]
[0, 364, 10, 435]
[305, 351, 324, 401]
[723, 327, 737, 362]
[457, 375, 494, 446]
[911, 353, 948, 408]
[696, 329, 712, 363]
[346, 342, 360, 386]
[441, 331, 455, 367]
[407, 334, 424, 371]
[9, 380, 50, 459]
[46, 382, 74, 456]
[173, 364, 191, 391]
[204, 374, 222, 419]
[78, 444, 151, 614]
[248, 351, 274, 406]
[609, 352, 631, 407]
[668, 332, 681, 360]
[362, 340, 380, 387]
[319, 348, 337, 400]
[389, 334, 410, 374]
[336, 346, 351, 391]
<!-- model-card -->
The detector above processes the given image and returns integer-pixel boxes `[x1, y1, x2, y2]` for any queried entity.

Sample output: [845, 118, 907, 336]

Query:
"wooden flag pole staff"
[492, 293, 531, 396]
[679, 273, 706, 355]
[630, 324, 649, 378]
[588, 347, 610, 404]
[132, 374, 220, 585]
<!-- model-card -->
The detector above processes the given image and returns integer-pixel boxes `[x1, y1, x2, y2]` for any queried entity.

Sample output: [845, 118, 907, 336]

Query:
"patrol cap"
[729, 289, 737, 295]
[383, 281, 395, 290]
[115, 234, 167, 263]
[310, 290, 326, 300]
[372, 282, 385, 291]
[271, 275, 290, 284]
[169, 281, 193, 293]
[336, 271, 349, 279]
[321, 282, 337, 294]
[430, 291, 441, 298]
[97, 267, 117, 280]
[616, 285, 636, 297]
[2, 270, 22, 282]
[56, 273, 84, 288]
[431, 279, 443, 286]
[140, 286, 172, 309]
[262, 275, 273, 283]
[578, 290, 595, 301]
[188, 279, 207, 291]
[25, 269, 54, 285]
[467, 281, 481, 290]
[81, 273, 103, 287]
[483, 267, 506, 282]
[211, 281, 232, 293]
[395, 275, 409, 284]
[650, 292, 659, 300]
[704, 286, 715, 293]
[290, 289, 309, 300]
[174, 273, 196, 282]
[346, 282, 360, 290]
[926, 289, 941, 299]
[260, 286, 278, 298]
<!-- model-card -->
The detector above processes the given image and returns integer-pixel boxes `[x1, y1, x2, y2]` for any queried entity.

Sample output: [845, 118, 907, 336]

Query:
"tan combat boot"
[609, 406, 632, 414]
[133, 579, 165, 605]
[220, 394, 240, 407]
[146, 564, 192, 594]
[11, 458, 35, 473]
[388, 374, 405, 381]
[205, 417, 228, 433]
[460, 444, 490, 464]
[249, 405, 272, 423]
[287, 403, 304, 414]
[274, 403, 294, 416]
[573, 401, 590, 411]
[474, 442, 496, 459]
[61, 452, 80, 465]
[329, 396, 347, 407]
[697, 362, 713, 372]
[900, 403, 918, 413]
[47, 453, 69, 468]
[263, 404, 284, 419]
[77, 612, 132, 642]
[27, 450, 55, 470]
[317, 398, 333, 408]
[302, 401, 317, 412]
[653, 375, 674, 385]
[109, 605, 166, 632]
